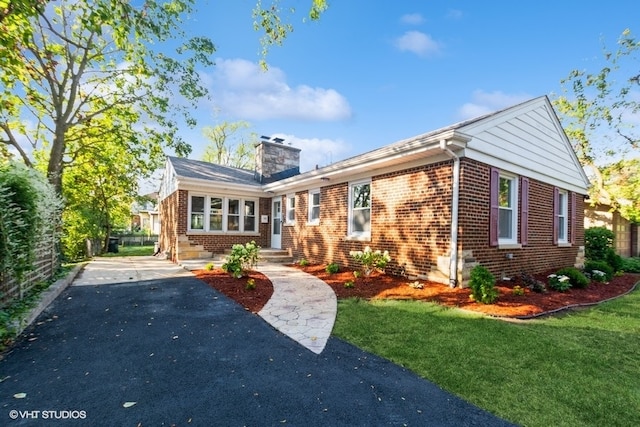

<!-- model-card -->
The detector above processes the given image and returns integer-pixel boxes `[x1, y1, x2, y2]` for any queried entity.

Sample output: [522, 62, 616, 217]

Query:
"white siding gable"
[460, 97, 590, 194]
[158, 158, 178, 201]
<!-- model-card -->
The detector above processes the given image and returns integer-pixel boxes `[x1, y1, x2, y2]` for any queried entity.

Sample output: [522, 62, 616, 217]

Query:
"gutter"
[440, 139, 461, 288]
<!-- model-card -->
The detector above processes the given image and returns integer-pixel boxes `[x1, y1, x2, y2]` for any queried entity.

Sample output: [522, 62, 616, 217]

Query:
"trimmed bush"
[469, 265, 498, 304]
[556, 267, 590, 289]
[585, 227, 614, 262]
[605, 249, 624, 272]
[584, 260, 613, 282]
[221, 241, 260, 278]
[325, 262, 340, 274]
[622, 257, 640, 273]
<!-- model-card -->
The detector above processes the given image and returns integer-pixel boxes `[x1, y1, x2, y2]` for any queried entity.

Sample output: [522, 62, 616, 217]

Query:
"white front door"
[271, 198, 282, 249]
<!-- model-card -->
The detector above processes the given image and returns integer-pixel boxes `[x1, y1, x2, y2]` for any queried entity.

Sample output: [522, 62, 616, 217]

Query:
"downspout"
[440, 139, 460, 288]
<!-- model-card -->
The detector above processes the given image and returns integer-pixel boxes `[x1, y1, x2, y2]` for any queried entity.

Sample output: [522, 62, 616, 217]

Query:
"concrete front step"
[217, 248, 293, 264]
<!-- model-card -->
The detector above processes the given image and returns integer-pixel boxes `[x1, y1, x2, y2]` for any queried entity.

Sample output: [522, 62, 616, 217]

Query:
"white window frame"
[557, 190, 568, 243]
[498, 173, 518, 245]
[187, 193, 259, 233]
[285, 194, 296, 225]
[308, 189, 320, 225]
[348, 179, 371, 238]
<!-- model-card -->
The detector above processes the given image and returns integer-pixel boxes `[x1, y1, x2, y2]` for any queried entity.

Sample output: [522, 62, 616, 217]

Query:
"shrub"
[548, 274, 571, 292]
[325, 262, 340, 274]
[245, 278, 256, 290]
[344, 280, 354, 288]
[298, 258, 309, 266]
[469, 265, 498, 304]
[605, 249, 624, 272]
[519, 272, 546, 293]
[556, 267, 590, 289]
[349, 246, 391, 276]
[585, 227, 615, 262]
[512, 286, 525, 296]
[622, 257, 640, 273]
[221, 241, 260, 278]
[353, 270, 362, 279]
[584, 260, 613, 282]
[408, 281, 424, 289]
[205, 262, 215, 271]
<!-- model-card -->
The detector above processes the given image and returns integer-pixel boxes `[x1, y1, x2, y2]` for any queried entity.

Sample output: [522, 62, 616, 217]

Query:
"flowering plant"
[590, 269, 608, 283]
[349, 246, 391, 276]
[548, 274, 571, 292]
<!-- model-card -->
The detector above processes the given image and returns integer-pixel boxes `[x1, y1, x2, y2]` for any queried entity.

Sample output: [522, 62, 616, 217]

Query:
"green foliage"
[605, 249, 624, 272]
[469, 265, 498, 304]
[344, 280, 354, 289]
[349, 246, 391, 276]
[512, 286, 525, 296]
[325, 262, 340, 274]
[298, 258, 309, 266]
[584, 260, 613, 283]
[221, 241, 260, 278]
[353, 270, 362, 279]
[205, 262, 215, 271]
[201, 121, 256, 169]
[556, 267, 590, 289]
[622, 257, 640, 273]
[0, 161, 62, 281]
[547, 274, 571, 292]
[245, 278, 256, 290]
[585, 227, 615, 262]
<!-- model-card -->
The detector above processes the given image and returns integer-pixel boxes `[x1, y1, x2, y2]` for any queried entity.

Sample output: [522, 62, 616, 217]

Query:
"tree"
[202, 121, 257, 169]
[553, 28, 640, 218]
[0, 0, 215, 194]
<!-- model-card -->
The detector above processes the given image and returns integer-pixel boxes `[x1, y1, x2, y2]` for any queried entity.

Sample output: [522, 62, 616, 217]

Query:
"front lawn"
[333, 285, 640, 427]
[99, 245, 155, 257]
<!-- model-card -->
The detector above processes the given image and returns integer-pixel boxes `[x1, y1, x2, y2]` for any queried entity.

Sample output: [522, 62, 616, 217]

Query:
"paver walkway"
[256, 263, 337, 354]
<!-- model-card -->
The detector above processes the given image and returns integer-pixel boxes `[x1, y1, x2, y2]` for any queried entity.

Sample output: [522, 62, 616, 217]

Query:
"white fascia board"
[263, 130, 471, 194]
[177, 177, 268, 198]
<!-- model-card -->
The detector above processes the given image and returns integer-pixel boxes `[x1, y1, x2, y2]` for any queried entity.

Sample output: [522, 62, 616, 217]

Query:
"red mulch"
[195, 269, 274, 314]
[195, 265, 640, 318]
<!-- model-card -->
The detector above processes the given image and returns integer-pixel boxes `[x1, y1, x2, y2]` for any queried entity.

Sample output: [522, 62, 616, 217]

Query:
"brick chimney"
[255, 136, 301, 183]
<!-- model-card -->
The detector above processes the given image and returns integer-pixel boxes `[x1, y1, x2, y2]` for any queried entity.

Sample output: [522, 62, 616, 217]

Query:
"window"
[554, 188, 575, 245]
[349, 180, 371, 236]
[188, 194, 258, 233]
[190, 196, 205, 230]
[227, 199, 240, 231]
[209, 197, 223, 231]
[490, 169, 527, 246]
[308, 189, 320, 224]
[285, 194, 295, 225]
[244, 200, 256, 232]
[498, 175, 518, 242]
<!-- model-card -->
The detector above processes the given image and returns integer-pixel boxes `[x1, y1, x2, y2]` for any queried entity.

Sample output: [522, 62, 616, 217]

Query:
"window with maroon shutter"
[520, 177, 529, 245]
[570, 192, 576, 244]
[489, 168, 500, 246]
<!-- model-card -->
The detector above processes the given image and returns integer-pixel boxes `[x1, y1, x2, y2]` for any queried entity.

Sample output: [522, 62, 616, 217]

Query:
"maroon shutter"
[489, 168, 500, 246]
[520, 177, 529, 245]
[570, 192, 576, 244]
[553, 187, 559, 244]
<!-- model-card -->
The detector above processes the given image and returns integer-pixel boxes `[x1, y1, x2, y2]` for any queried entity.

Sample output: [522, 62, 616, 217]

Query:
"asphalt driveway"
[0, 275, 515, 426]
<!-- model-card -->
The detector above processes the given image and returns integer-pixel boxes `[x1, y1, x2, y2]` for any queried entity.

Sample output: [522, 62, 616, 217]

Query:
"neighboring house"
[584, 201, 639, 257]
[159, 96, 590, 286]
[131, 193, 160, 235]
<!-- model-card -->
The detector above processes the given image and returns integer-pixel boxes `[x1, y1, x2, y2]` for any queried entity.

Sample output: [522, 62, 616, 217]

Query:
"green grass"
[333, 287, 640, 427]
[99, 245, 155, 257]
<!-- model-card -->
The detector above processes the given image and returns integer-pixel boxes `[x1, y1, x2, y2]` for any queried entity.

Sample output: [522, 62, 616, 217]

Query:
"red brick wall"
[283, 162, 455, 277]
[283, 158, 585, 281]
[159, 190, 187, 261]
[458, 158, 585, 279]
[160, 190, 270, 260]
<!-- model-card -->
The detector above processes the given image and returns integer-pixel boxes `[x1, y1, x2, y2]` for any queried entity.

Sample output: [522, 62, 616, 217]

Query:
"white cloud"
[446, 9, 463, 20]
[270, 133, 353, 173]
[208, 58, 352, 121]
[458, 90, 532, 119]
[400, 13, 424, 25]
[394, 31, 441, 57]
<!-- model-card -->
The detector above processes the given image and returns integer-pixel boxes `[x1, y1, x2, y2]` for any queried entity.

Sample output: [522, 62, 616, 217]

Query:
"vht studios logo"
[9, 410, 87, 420]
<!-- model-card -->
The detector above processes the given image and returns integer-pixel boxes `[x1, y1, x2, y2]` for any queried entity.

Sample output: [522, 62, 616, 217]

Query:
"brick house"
[158, 96, 590, 286]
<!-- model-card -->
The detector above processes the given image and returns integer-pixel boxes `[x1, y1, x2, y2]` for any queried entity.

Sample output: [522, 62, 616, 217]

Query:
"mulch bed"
[195, 265, 640, 319]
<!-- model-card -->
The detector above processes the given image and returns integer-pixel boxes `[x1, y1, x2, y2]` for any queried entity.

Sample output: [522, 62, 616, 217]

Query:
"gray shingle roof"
[168, 156, 260, 186]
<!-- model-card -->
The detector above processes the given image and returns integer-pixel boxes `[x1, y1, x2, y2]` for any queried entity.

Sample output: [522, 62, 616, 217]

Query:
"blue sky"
[175, 0, 640, 173]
